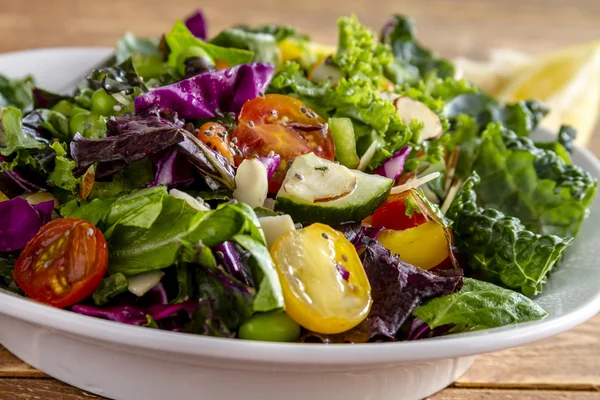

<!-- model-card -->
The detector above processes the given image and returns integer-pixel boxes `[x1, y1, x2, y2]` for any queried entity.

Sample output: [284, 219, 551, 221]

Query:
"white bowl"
[1, 48, 599, 400]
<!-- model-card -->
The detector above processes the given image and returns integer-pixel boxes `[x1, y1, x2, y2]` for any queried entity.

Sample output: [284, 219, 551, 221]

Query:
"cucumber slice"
[328, 117, 360, 169]
[276, 153, 393, 225]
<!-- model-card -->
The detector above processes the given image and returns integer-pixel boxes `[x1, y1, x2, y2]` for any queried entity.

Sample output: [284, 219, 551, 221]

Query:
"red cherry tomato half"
[232, 94, 335, 193]
[13, 218, 108, 309]
[372, 196, 428, 231]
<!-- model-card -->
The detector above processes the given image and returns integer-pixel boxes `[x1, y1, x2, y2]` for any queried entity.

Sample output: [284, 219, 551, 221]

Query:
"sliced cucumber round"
[275, 153, 393, 225]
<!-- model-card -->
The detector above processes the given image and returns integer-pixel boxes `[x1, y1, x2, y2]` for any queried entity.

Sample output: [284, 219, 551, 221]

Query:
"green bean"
[238, 311, 301, 342]
[91, 89, 118, 116]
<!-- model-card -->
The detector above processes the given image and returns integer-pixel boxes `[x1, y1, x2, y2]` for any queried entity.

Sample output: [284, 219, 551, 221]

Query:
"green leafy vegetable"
[165, 21, 253, 73]
[47, 142, 80, 193]
[210, 28, 279, 66]
[103, 186, 167, 237]
[413, 278, 548, 333]
[88, 159, 154, 199]
[447, 173, 572, 296]
[115, 32, 161, 64]
[23, 109, 71, 142]
[0, 74, 34, 111]
[0, 107, 46, 157]
[472, 123, 597, 238]
[92, 273, 129, 305]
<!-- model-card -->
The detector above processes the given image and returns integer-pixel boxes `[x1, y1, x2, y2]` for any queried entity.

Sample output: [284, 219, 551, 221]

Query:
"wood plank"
[0, 348, 45, 378]
[430, 388, 600, 400]
[0, 378, 100, 399]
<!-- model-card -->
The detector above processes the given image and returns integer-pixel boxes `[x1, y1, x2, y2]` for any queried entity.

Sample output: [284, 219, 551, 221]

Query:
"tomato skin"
[270, 223, 372, 334]
[196, 122, 234, 163]
[13, 218, 108, 309]
[232, 94, 335, 193]
[372, 197, 427, 231]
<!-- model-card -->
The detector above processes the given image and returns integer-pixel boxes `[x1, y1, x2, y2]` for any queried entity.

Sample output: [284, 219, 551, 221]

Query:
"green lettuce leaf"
[92, 273, 129, 305]
[0, 75, 34, 111]
[103, 186, 167, 237]
[210, 28, 280, 66]
[88, 158, 154, 200]
[23, 109, 71, 142]
[47, 142, 80, 193]
[115, 32, 161, 64]
[0, 107, 46, 156]
[447, 173, 572, 296]
[413, 278, 548, 333]
[472, 123, 597, 238]
[165, 21, 254, 72]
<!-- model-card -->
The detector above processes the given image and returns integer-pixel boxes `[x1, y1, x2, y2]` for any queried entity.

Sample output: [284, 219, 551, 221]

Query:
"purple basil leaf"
[134, 63, 274, 119]
[335, 222, 383, 250]
[0, 197, 52, 252]
[359, 239, 463, 341]
[372, 146, 411, 180]
[258, 153, 281, 180]
[31, 87, 69, 109]
[184, 10, 207, 40]
[70, 115, 186, 175]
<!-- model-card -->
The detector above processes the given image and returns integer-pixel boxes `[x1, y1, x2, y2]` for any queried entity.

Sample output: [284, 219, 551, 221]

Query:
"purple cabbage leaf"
[0, 197, 53, 252]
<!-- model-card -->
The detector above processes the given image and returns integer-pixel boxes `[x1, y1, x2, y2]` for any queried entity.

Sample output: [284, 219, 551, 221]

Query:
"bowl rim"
[1, 47, 599, 366]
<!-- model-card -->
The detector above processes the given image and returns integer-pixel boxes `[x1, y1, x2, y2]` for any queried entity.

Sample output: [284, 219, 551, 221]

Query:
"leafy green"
[380, 15, 455, 82]
[444, 92, 549, 136]
[210, 28, 279, 66]
[0, 254, 16, 289]
[92, 273, 129, 305]
[165, 21, 253, 72]
[413, 278, 548, 333]
[88, 159, 155, 199]
[22, 109, 70, 142]
[87, 58, 148, 95]
[115, 32, 161, 64]
[0, 107, 46, 157]
[236, 24, 308, 42]
[109, 194, 205, 275]
[60, 195, 120, 225]
[173, 264, 195, 304]
[447, 174, 572, 296]
[103, 186, 167, 237]
[439, 114, 480, 178]
[335, 15, 393, 83]
[0, 74, 34, 111]
[472, 123, 597, 238]
[47, 142, 79, 193]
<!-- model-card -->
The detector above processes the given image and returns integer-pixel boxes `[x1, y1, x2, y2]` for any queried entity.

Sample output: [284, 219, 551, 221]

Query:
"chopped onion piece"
[169, 189, 210, 211]
[259, 214, 296, 248]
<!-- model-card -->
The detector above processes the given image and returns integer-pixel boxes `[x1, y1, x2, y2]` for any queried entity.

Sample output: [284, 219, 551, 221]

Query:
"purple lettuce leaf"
[184, 10, 207, 40]
[0, 197, 53, 252]
[335, 222, 383, 250]
[360, 239, 463, 341]
[134, 63, 275, 119]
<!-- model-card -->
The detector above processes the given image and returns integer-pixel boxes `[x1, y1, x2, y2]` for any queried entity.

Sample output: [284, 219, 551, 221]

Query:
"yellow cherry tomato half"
[377, 221, 449, 270]
[270, 223, 372, 334]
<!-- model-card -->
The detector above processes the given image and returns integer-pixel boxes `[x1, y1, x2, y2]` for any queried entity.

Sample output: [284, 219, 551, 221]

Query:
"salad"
[0, 10, 597, 343]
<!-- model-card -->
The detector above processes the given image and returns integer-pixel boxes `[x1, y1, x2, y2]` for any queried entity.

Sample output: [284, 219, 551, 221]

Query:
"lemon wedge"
[456, 42, 600, 146]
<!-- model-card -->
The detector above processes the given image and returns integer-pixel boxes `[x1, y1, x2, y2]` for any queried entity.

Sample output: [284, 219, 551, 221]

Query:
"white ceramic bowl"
[1, 48, 599, 400]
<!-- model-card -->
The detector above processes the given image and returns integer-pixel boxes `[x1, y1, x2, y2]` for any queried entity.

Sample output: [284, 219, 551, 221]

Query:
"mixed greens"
[0, 10, 597, 343]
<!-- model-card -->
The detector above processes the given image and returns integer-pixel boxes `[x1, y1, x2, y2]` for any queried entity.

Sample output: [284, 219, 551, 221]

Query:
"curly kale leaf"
[472, 123, 597, 238]
[380, 15, 455, 82]
[447, 173, 572, 296]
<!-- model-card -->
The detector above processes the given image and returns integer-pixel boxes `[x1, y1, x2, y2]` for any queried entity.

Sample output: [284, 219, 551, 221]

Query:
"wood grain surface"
[0, 0, 599, 399]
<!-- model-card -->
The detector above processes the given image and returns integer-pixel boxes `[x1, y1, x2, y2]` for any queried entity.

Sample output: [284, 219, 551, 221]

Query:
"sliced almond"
[356, 140, 379, 171]
[441, 179, 463, 215]
[390, 171, 441, 195]
[394, 96, 443, 142]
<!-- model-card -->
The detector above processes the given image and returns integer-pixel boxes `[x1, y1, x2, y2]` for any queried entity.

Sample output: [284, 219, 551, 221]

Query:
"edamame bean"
[91, 89, 118, 115]
[238, 311, 301, 342]
[69, 110, 90, 136]
[51, 100, 74, 117]
[176, 46, 213, 77]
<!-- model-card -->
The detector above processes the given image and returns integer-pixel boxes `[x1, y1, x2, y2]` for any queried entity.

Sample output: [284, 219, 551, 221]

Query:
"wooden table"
[1, 0, 599, 398]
